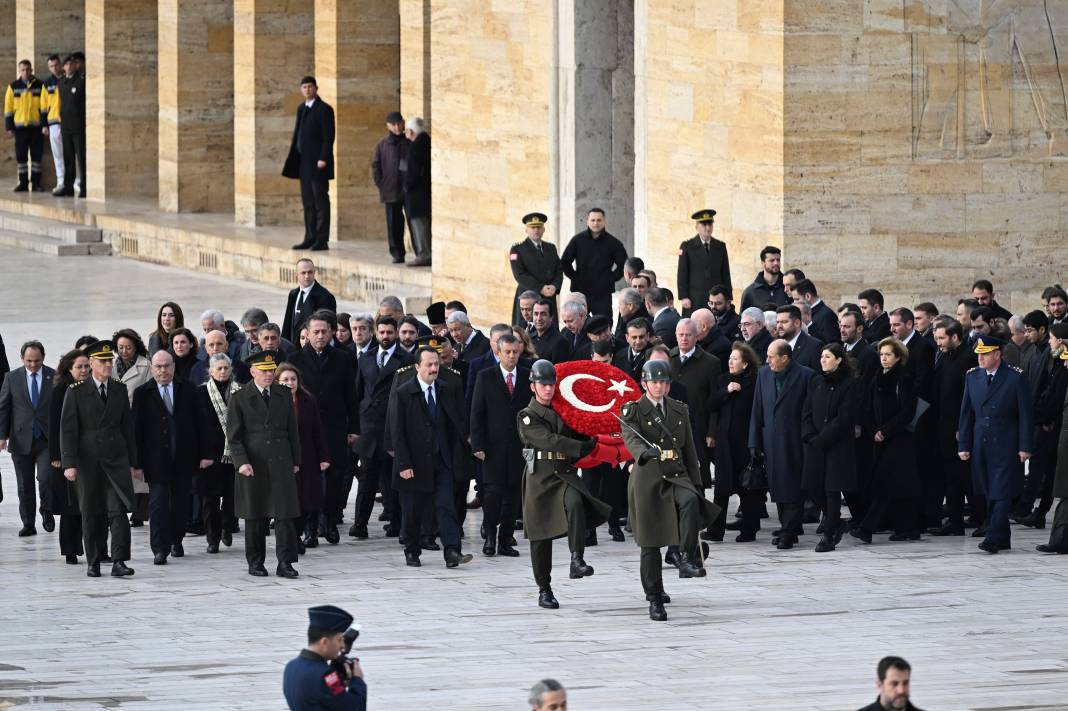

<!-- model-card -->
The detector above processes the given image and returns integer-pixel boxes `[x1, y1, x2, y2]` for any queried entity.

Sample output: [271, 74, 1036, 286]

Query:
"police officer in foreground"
[619, 360, 719, 621]
[283, 605, 367, 710]
[517, 360, 612, 609]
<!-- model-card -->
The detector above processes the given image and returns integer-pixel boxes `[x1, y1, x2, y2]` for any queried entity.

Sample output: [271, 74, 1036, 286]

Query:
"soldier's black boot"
[111, 561, 135, 577]
[538, 587, 559, 609]
[677, 553, 706, 578]
[648, 595, 668, 622]
[569, 552, 594, 578]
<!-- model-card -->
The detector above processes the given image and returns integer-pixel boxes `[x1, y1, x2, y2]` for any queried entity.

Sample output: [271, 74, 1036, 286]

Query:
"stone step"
[0, 211, 103, 244]
[0, 195, 96, 226]
[0, 228, 111, 256]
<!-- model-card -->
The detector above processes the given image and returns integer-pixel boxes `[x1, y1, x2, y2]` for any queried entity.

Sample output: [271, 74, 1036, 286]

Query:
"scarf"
[206, 378, 242, 463]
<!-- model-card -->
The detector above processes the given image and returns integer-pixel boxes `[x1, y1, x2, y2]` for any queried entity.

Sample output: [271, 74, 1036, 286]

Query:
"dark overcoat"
[469, 366, 532, 487]
[403, 131, 431, 217]
[801, 369, 859, 493]
[707, 371, 757, 494]
[354, 346, 414, 460]
[958, 363, 1034, 501]
[748, 362, 812, 504]
[676, 235, 731, 316]
[281, 282, 337, 345]
[870, 365, 920, 498]
[509, 238, 563, 325]
[288, 344, 358, 470]
[226, 382, 301, 519]
[933, 344, 976, 459]
[47, 383, 79, 515]
[131, 380, 201, 483]
[389, 376, 468, 492]
[293, 389, 330, 512]
[282, 98, 335, 180]
[60, 379, 136, 514]
[669, 346, 721, 486]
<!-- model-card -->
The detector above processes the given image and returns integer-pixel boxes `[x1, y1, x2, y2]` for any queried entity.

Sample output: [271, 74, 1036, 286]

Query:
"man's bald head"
[204, 329, 228, 355]
[690, 308, 714, 338]
[150, 350, 175, 385]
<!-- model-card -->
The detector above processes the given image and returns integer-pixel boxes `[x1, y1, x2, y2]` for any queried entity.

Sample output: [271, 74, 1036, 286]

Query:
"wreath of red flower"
[550, 359, 641, 436]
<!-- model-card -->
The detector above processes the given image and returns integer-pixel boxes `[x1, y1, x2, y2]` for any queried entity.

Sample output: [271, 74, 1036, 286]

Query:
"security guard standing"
[518, 359, 611, 609]
[509, 213, 563, 325]
[676, 209, 731, 317]
[283, 604, 367, 710]
[957, 336, 1033, 554]
[620, 360, 719, 621]
[4, 59, 50, 192]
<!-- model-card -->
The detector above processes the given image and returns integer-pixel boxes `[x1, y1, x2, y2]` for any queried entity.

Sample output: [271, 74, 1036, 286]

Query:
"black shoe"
[297, 538, 306, 555]
[130, 518, 144, 528]
[776, 537, 795, 550]
[1036, 544, 1068, 554]
[171, 542, 185, 557]
[645, 592, 672, 604]
[664, 550, 681, 568]
[497, 543, 520, 557]
[735, 532, 757, 542]
[384, 525, 400, 537]
[324, 525, 340, 544]
[87, 563, 101, 577]
[678, 554, 706, 578]
[206, 543, 219, 554]
[505, 535, 517, 547]
[649, 597, 668, 622]
[1016, 512, 1046, 529]
[291, 240, 314, 250]
[248, 564, 269, 577]
[273, 563, 297, 578]
[53, 186, 74, 196]
[153, 553, 168, 565]
[303, 533, 319, 549]
[348, 523, 368, 539]
[814, 536, 835, 553]
[700, 529, 723, 542]
[977, 540, 1000, 554]
[608, 525, 625, 542]
[482, 533, 497, 556]
[18, 525, 36, 537]
[42, 513, 55, 532]
[725, 519, 744, 531]
[420, 536, 440, 551]
[445, 548, 472, 568]
[404, 551, 421, 567]
[13, 182, 28, 192]
[466, 496, 483, 510]
[930, 524, 965, 536]
[538, 587, 559, 609]
[391, 257, 405, 264]
[221, 529, 232, 547]
[309, 243, 329, 252]
[971, 526, 988, 538]
[77, 190, 86, 198]
[569, 552, 594, 578]
[771, 535, 781, 546]
[585, 529, 598, 547]
[65, 554, 79, 565]
[111, 561, 135, 577]
[849, 528, 872, 544]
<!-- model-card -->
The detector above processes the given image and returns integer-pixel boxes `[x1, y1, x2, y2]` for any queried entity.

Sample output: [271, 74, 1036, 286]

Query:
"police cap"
[691, 209, 717, 223]
[308, 605, 353, 634]
[523, 212, 548, 227]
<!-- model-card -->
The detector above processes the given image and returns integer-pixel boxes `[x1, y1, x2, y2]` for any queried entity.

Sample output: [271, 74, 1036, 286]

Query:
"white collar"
[810, 298, 823, 308]
[787, 332, 800, 349]
[92, 376, 108, 389]
[417, 377, 436, 395]
[679, 348, 696, 360]
[500, 364, 516, 380]
[301, 282, 315, 296]
[901, 330, 915, 346]
[465, 330, 477, 346]
[305, 98, 316, 108]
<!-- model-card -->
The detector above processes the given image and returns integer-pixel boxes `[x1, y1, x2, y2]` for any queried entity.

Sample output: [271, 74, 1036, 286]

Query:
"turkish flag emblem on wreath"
[551, 360, 642, 467]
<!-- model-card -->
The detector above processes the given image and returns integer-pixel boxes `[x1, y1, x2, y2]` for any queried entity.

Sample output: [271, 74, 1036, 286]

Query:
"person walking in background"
[403, 117, 431, 267]
[283, 76, 335, 251]
[372, 111, 410, 263]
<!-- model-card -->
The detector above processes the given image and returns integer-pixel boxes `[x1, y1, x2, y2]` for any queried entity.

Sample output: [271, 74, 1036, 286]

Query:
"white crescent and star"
[559, 373, 634, 413]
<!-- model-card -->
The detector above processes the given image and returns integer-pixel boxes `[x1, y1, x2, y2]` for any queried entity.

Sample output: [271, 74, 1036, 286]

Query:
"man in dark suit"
[446, 311, 490, 363]
[569, 315, 612, 362]
[775, 305, 824, 371]
[389, 347, 473, 568]
[60, 341, 137, 578]
[690, 309, 730, 369]
[840, 309, 879, 524]
[509, 212, 563, 325]
[470, 334, 532, 557]
[614, 287, 650, 344]
[859, 288, 890, 343]
[463, 324, 513, 408]
[350, 316, 414, 538]
[403, 117, 432, 266]
[288, 310, 359, 544]
[560, 301, 591, 359]
[670, 320, 721, 504]
[530, 299, 570, 363]
[794, 279, 839, 344]
[131, 351, 204, 564]
[282, 258, 338, 344]
[647, 287, 681, 349]
[283, 76, 336, 251]
[0, 340, 54, 536]
[676, 209, 731, 317]
[613, 317, 653, 381]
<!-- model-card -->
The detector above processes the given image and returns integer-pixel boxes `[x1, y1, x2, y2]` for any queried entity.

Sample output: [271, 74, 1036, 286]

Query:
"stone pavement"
[1, 248, 1067, 710]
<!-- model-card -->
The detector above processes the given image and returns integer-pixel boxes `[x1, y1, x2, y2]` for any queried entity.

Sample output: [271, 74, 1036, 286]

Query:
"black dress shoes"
[276, 563, 299, 578]
[291, 240, 314, 250]
[776, 538, 795, 550]
[65, 554, 79, 565]
[53, 186, 74, 196]
[171, 542, 185, 557]
[222, 529, 233, 547]
[538, 587, 559, 609]
[111, 561, 135, 577]
[18, 525, 36, 537]
[404, 551, 421, 567]
[348, 523, 369, 539]
[664, 549, 681, 568]
[649, 596, 668, 622]
[1036, 544, 1068, 554]
[930, 524, 965, 536]
[309, 243, 329, 252]
[42, 513, 55, 532]
[849, 528, 873, 544]
[645, 592, 671, 604]
[814, 536, 835, 553]
[977, 540, 1001, 554]
[700, 529, 723, 542]
[1015, 512, 1046, 529]
[445, 548, 473, 568]
[725, 519, 744, 531]
[497, 543, 520, 557]
[383, 524, 400, 537]
[678, 554, 706, 578]
[303, 533, 319, 548]
[569, 553, 594, 578]
[87, 563, 101, 577]
[608, 525, 625, 542]
[153, 553, 168, 565]
[248, 564, 269, 577]
[420, 536, 440, 551]
[482, 534, 497, 556]
[324, 525, 340, 545]
[735, 532, 756, 542]
[206, 542, 220, 554]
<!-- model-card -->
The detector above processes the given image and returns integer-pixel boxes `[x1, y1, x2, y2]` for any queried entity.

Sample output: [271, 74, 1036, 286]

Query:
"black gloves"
[638, 447, 661, 466]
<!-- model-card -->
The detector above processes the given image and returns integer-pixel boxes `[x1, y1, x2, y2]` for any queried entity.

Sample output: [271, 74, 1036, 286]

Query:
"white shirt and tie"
[377, 343, 397, 368]
[500, 365, 516, 394]
[678, 348, 696, 364]
[157, 381, 174, 413]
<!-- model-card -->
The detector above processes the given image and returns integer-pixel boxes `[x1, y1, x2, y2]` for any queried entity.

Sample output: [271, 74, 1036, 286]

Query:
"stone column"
[158, 0, 234, 213]
[315, 0, 400, 241]
[233, 0, 314, 227]
[15, 0, 84, 67]
[400, 0, 430, 124]
[85, 0, 159, 202]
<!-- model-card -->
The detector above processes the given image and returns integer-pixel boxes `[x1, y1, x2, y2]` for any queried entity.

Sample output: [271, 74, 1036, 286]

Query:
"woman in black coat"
[801, 343, 859, 552]
[168, 327, 199, 383]
[275, 363, 331, 550]
[48, 349, 89, 563]
[850, 338, 921, 544]
[706, 342, 761, 541]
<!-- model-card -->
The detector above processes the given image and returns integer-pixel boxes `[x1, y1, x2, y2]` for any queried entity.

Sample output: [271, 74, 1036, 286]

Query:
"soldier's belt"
[535, 451, 568, 460]
[658, 449, 678, 461]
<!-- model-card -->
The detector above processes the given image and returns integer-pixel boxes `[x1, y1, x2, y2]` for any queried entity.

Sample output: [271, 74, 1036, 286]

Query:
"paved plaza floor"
[1, 248, 1067, 710]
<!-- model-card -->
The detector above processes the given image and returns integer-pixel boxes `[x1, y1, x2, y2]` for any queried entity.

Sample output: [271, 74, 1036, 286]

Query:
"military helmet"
[641, 359, 672, 383]
[530, 359, 557, 384]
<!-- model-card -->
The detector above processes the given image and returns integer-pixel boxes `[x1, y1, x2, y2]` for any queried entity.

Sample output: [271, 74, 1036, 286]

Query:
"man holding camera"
[284, 605, 366, 710]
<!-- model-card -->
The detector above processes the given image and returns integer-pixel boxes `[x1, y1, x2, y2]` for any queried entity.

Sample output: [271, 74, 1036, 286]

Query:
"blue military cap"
[308, 605, 353, 633]
[973, 336, 1005, 354]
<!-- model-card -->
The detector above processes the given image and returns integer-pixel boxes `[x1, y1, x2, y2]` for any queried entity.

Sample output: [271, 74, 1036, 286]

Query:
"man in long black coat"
[676, 209, 731, 318]
[510, 213, 563, 325]
[282, 259, 338, 345]
[560, 208, 628, 318]
[389, 347, 472, 568]
[841, 310, 879, 522]
[288, 310, 359, 544]
[670, 319, 720, 493]
[795, 279, 839, 345]
[282, 76, 335, 251]
[403, 118, 432, 266]
[470, 335, 531, 557]
[132, 351, 204, 564]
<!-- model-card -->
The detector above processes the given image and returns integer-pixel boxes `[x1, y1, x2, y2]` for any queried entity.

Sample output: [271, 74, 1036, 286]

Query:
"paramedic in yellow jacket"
[4, 59, 50, 192]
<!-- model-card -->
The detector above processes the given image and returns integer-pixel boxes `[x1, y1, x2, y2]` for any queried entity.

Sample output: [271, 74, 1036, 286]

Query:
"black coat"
[293, 389, 330, 512]
[57, 72, 85, 134]
[670, 347, 721, 484]
[707, 371, 757, 493]
[403, 131, 431, 217]
[612, 345, 650, 382]
[282, 282, 338, 345]
[531, 325, 570, 363]
[790, 330, 824, 371]
[870, 365, 920, 498]
[372, 131, 409, 203]
[282, 98, 335, 180]
[905, 332, 936, 401]
[131, 381, 201, 483]
[509, 239, 563, 324]
[389, 377, 468, 492]
[716, 307, 742, 342]
[60, 379, 137, 515]
[47, 384, 79, 515]
[749, 363, 813, 504]
[457, 330, 490, 363]
[288, 344, 359, 469]
[560, 229, 628, 302]
[354, 346, 414, 460]
[739, 272, 788, 311]
[747, 329, 772, 363]
[807, 301, 839, 344]
[801, 369, 859, 493]
[864, 312, 891, 343]
[227, 383, 302, 519]
[470, 366, 532, 486]
[698, 324, 731, 369]
[651, 308, 681, 349]
[614, 305, 652, 343]
[933, 344, 976, 458]
[676, 236, 731, 314]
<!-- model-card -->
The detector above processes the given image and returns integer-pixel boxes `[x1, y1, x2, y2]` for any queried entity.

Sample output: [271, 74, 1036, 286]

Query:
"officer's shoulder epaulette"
[510, 241, 523, 250]
[966, 366, 979, 374]
[396, 363, 414, 373]
[620, 401, 635, 418]
[69, 380, 84, 389]
[448, 367, 461, 376]
[1009, 364, 1023, 373]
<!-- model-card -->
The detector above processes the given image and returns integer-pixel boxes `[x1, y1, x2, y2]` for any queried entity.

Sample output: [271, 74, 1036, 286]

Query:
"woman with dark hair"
[48, 349, 90, 564]
[802, 342, 860, 552]
[707, 341, 761, 541]
[196, 353, 241, 553]
[168, 327, 199, 383]
[113, 328, 153, 525]
[335, 313, 354, 352]
[851, 338, 921, 544]
[275, 362, 331, 551]
[74, 335, 98, 351]
[149, 302, 184, 355]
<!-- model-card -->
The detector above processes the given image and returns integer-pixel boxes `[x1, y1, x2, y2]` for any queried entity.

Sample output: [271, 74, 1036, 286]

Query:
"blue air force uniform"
[283, 605, 367, 710]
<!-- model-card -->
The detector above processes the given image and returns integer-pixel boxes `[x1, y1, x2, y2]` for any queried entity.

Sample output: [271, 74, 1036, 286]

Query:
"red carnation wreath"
[550, 360, 642, 468]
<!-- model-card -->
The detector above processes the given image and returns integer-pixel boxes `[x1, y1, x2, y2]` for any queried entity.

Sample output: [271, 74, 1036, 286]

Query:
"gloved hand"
[638, 446, 662, 466]
[749, 448, 762, 461]
[579, 437, 597, 458]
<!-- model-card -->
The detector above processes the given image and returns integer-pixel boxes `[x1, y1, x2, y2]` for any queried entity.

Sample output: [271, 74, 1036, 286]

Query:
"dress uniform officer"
[227, 350, 303, 578]
[517, 360, 612, 609]
[509, 212, 563, 325]
[283, 605, 367, 710]
[4, 60, 50, 192]
[676, 209, 732, 317]
[619, 360, 719, 621]
[957, 336, 1034, 553]
[60, 340, 137, 578]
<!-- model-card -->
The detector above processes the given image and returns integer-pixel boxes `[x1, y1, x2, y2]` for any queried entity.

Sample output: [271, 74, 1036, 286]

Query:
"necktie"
[987, 372, 994, 386]
[704, 242, 710, 254]
[261, 387, 271, 408]
[681, 354, 688, 364]
[99, 383, 107, 404]
[427, 385, 437, 419]
[379, 350, 387, 369]
[536, 243, 543, 256]
[30, 372, 39, 408]
[296, 289, 306, 316]
[656, 402, 665, 420]
[506, 371, 514, 395]
[161, 385, 173, 414]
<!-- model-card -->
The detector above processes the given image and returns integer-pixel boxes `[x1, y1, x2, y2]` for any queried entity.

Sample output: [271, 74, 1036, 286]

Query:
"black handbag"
[740, 453, 768, 491]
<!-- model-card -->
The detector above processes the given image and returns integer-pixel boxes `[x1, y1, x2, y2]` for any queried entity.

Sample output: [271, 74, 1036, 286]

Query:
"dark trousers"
[944, 454, 980, 528]
[529, 486, 587, 588]
[732, 488, 765, 534]
[861, 496, 920, 535]
[821, 491, 842, 536]
[776, 501, 804, 540]
[81, 475, 131, 565]
[321, 454, 347, 524]
[984, 498, 1012, 546]
[384, 201, 407, 260]
[583, 463, 623, 528]
[588, 293, 612, 321]
[61, 131, 86, 193]
[299, 173, 330, 247]
[354, 453, 395, 526]
[59, 513, 84, 557]
[11, 437, 51, 526]
[400, 465, 462, 557]
[148, 478, 191, 555]
[708, 483, 734, 539]
[482, 480, 520, 542]
[199, 463, 234, 546]
[244, 517, 297, 568]
[640, 485, 703, 596]
[1047, 498, 1068, 550]
[13, 127, 44, 185]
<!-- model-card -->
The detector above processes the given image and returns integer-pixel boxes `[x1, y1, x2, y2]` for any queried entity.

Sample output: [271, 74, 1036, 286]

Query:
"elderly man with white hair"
[740, 306, 773, 362]
[404, 116, 432, 267]
[199, 309, 246, 364]
[446, 311, 490, 363]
